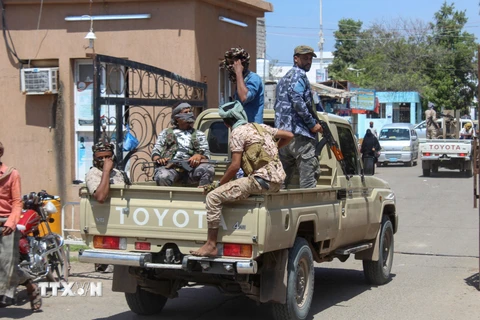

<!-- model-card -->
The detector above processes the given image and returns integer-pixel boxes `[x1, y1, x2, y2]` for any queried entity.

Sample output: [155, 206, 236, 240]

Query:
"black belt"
[254, 176, 270, 190]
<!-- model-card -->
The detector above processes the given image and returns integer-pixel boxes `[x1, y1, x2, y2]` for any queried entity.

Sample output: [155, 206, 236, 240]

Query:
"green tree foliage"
[328, 19, 363, 79]
[425, 2, 477, 110]
[330, 2, 477, 111]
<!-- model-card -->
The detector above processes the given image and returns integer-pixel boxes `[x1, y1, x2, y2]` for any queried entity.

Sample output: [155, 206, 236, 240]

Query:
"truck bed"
[80, 181, 380, 258]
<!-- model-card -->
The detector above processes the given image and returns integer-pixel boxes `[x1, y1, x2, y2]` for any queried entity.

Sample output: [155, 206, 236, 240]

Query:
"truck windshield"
[379, 128, 410, 141]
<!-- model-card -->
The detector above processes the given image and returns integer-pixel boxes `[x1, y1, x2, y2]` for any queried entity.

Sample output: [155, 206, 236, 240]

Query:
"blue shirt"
[274, 65, 316, 139]
[234, 71, 264, 124]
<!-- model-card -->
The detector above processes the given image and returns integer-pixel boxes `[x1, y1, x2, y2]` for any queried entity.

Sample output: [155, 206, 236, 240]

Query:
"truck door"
[334, 125, 372, 246]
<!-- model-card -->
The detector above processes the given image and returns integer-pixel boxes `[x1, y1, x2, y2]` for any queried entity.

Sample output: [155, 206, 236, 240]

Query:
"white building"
[257, 51, 334, 83]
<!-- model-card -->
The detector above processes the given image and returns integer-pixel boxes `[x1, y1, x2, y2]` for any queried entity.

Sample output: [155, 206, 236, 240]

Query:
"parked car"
[377, 123, 419, 167]
[415, 118, 474, 139]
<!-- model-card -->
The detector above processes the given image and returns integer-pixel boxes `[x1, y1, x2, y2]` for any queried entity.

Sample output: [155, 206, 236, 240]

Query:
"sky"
[265, 0, 480, 66]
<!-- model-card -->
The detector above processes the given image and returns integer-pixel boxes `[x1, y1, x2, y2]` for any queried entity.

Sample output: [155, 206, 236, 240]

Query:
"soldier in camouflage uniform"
[85, 140, 128, 204]
[151, 102, 214, 186]
[425, 102, 438, 139]
[190, 101, 293, 257]
[85, 138, 128, 273]
[274, 45, 323, 189]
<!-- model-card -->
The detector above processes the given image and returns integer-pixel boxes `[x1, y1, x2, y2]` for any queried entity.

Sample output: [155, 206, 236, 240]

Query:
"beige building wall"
[0, 0, 272, 208]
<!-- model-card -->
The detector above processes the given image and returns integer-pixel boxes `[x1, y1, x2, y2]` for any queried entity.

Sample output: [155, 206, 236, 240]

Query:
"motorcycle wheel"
[46, 247, 69, 283]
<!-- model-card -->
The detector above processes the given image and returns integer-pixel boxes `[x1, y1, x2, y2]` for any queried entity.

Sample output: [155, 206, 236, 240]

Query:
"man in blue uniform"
[274, 45, 323, 188]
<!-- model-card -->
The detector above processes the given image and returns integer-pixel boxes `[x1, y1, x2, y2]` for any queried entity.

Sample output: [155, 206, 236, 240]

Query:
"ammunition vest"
[159, 128, 200, 159]
[241, 123, 276, 175]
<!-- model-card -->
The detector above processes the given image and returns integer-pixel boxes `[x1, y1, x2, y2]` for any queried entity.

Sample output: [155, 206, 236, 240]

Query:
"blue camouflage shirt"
[234, 71, 264, 123]
[274, 65, 316, 139]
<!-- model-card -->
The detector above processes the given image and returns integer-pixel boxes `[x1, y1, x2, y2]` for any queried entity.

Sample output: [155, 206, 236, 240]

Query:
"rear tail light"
[223, 243, 252, 258]
[135, 241, 151, 250]
[93, 236, 127, 250]
[459, 153, 466, 157]
[424, 152, 431, 156]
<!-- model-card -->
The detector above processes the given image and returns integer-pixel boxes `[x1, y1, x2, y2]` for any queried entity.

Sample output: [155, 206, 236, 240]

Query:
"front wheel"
[46, 247, 69, 283]
[363, 216, 394, 285]
[272, 237, 314, 320]
[125, 286, 168, 315]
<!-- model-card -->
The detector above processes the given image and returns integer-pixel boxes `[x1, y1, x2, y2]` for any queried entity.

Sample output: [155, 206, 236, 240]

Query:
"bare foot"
[190, 242, 218, 257]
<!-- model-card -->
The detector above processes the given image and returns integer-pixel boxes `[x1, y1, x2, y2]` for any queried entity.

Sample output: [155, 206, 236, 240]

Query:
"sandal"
[27, 283, 42, 312]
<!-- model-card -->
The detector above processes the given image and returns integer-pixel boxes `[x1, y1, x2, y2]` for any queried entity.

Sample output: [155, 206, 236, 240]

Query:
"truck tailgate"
[420, 139, 471, 156]
[81, 185, 261, 251]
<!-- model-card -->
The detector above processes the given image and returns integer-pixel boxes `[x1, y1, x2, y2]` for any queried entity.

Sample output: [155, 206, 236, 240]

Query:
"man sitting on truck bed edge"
[151, 102, 214, 187]
[190, 101, 293, 257]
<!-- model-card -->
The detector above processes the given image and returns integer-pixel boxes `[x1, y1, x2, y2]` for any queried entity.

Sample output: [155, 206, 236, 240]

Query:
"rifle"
[437, 113, 454, 120]
[141, 159, 231, 172]
[427, 116, 440, 130]
[305, 100, 350, 180]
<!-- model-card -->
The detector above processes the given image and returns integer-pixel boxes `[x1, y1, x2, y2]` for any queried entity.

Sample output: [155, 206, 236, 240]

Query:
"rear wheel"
[465, 161, 473, 177]
[125, 286, 168, 315]
[272, 238, 314, 320]
[422, 169, 430, 177]
[363, 216, 394, 285]
[46, 247, 69, 283]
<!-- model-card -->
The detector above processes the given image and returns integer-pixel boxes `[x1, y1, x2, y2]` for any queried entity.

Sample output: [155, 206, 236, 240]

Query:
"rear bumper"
[421, 155, 470, 161]
[78, 249, 257, 274]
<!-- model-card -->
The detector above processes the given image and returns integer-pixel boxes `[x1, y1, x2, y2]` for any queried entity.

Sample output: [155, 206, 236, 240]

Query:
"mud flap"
[260, 249, 288, 303]
[354, 228, 380, 262]
[112, 266, 137, 293]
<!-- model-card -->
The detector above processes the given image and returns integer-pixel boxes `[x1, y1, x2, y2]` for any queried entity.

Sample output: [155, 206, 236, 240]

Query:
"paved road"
[1, 164, 478, 320]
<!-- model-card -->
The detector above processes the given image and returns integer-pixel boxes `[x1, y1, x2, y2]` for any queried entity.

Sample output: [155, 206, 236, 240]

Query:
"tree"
[329, 2, 477, 111]
[329, 19, 363, 80]
[424, 2, 477, 110]
[268, 59, 282, 80]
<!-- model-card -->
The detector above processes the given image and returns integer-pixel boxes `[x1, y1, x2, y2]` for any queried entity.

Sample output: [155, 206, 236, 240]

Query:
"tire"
[465, 161, 473, 177]
[423, 169, 430, 177]
[272, 238, 314, 320]
[405, 159, 413, 167]
[46, 247, 69, 283]
[363, 216, 394, 285]
[125, 286, 168, 315]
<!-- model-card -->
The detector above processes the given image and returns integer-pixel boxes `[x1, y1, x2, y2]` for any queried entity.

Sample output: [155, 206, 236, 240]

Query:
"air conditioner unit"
[20, 67, 59, 95]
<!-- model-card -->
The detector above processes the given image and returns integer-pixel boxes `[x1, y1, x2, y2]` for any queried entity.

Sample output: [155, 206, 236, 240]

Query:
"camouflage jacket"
[274, 65, 316, 139]
[151, 128, 210, 160]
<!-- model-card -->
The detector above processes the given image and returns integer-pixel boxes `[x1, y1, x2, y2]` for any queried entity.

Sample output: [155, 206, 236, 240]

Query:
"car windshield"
[379, 128, 410, 140]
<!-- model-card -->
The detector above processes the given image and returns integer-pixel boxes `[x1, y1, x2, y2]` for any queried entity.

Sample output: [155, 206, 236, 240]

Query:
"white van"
[377, 123, 419, 167]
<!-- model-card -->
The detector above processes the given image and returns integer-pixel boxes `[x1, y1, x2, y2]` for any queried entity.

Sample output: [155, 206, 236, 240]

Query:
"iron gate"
[91, 53, 207, 182]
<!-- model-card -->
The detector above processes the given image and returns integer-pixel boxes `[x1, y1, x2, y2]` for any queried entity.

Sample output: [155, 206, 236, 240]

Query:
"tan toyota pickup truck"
[78, 110, 398, 320]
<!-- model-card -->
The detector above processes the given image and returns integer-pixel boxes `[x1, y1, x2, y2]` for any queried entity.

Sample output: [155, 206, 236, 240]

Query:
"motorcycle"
[17, 191, 69, 283]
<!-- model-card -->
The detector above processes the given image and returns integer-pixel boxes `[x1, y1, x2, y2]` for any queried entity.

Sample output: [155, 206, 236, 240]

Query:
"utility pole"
[477, 44, 480, 290]
[318, 0, 324, 82]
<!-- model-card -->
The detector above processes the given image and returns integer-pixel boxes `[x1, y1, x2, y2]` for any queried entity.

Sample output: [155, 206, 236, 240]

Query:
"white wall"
[270, 51, 333, 83]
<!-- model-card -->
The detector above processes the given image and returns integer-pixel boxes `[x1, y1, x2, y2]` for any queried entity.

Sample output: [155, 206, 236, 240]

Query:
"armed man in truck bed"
[151, 102, 214, 187]
[425, 102, 439, 139]
[190, 101, 293, 257]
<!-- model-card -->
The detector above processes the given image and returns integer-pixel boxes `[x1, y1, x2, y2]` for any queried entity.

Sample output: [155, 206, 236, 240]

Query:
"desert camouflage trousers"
[154, 163, 214, 186]
[426, 127, 437, 139]
[279, 134, 320, 189]
[206, 176, 281, 229]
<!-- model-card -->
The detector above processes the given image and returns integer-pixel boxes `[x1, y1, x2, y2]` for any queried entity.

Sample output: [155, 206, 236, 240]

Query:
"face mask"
[93, 154, 114, 169]
[175, 112, 195, 123]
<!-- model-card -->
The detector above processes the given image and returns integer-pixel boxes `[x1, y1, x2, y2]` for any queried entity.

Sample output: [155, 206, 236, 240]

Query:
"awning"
[310, 82, 357, 99]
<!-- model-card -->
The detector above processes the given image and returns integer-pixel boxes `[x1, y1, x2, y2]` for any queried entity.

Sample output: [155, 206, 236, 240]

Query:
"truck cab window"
[336, 125, 359, 175]
[208, 122, 229, 154]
